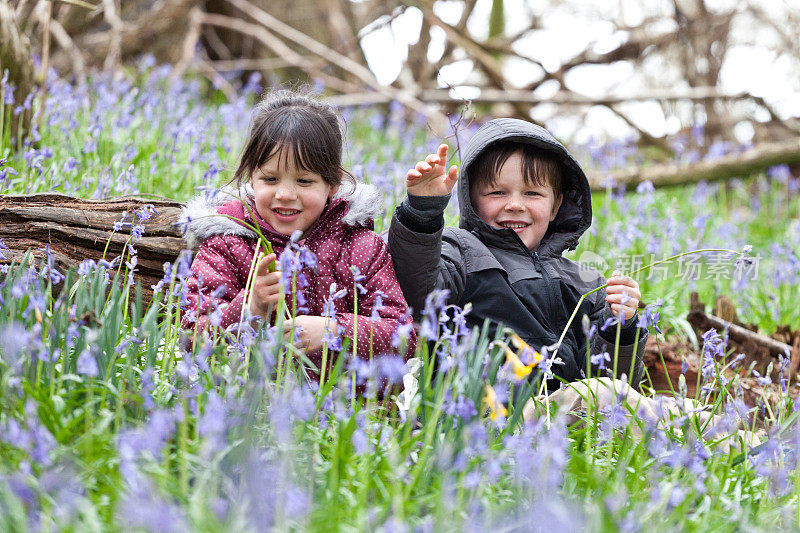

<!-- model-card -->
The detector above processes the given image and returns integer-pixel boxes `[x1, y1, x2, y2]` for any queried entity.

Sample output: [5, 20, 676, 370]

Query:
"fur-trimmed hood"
[179, 182, 383, 249]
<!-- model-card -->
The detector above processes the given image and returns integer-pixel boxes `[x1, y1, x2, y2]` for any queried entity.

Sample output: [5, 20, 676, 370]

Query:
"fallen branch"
[324, 86, 750, 107]
[688, 308, 792, 359]
[600, 137, 800, 190]
[688, 293, 796, 382]
[0, 194, 185, 302]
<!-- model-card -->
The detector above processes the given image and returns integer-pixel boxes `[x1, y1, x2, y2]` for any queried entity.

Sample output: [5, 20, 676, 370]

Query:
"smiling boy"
[388, 118, 646, 386]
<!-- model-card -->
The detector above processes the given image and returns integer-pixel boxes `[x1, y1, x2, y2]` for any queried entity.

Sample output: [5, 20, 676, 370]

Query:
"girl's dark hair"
[469, 141, 562, 197]
[232, 89, 354, 190]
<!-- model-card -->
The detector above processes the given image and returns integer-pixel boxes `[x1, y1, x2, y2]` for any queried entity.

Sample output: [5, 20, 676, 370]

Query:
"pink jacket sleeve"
[335, 230, 416, 360]
[182, 234, 252, 333]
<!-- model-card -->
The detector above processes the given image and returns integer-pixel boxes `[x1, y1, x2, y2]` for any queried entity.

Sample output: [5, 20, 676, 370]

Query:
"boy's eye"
[298, 178, 316, 185]
[487, 191, 504, 196]
[525, 191, 542, 197]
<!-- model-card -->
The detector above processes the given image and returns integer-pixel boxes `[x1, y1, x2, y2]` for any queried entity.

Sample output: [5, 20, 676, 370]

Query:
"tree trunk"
[0, 194, 185, 303]
[0, 1, 34, 146]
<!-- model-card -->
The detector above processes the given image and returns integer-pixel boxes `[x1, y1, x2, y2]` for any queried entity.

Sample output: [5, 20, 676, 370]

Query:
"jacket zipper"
[533, 251, 559, 333]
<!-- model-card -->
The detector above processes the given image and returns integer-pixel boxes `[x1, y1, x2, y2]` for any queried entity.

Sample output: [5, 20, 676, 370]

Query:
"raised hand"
[605, 271, 641, 322]
[406, 143, 459, 197]
[249, 253, 282, 318]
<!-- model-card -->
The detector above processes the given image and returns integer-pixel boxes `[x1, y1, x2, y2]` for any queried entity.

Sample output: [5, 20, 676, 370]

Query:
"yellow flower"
[504, 347, 533, 380]
[504, 334, 543, 380]
[482, 384, 508, 421]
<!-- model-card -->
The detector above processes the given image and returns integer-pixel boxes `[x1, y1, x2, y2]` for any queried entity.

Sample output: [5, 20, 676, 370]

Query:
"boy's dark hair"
[469, 141, 562, 197]
[232, 89, 354, 190]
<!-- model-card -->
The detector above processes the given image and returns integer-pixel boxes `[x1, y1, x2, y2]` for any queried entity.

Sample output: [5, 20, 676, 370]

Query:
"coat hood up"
[457, 118, 592, 257]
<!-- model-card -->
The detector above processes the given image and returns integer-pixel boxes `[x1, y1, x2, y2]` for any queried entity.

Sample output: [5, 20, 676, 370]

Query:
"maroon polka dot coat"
[180, 184, 415, 361]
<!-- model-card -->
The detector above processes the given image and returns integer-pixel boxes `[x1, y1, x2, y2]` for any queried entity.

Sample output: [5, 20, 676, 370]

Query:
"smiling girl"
[180, 90, 414, 363]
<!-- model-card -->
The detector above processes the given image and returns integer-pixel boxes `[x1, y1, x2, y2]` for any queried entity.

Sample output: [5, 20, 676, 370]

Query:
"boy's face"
[471, 151, 562, 251]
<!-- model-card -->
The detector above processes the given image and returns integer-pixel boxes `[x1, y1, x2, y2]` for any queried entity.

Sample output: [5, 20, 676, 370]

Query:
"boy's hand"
[605, 271, 640, 322]
[249, 253, 281, 318]
[406, 144, 459, 197]
[283, 315, 338, 353]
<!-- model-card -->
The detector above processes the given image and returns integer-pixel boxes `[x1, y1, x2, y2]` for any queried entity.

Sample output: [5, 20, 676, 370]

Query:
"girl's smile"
[250, 146, 339, 238]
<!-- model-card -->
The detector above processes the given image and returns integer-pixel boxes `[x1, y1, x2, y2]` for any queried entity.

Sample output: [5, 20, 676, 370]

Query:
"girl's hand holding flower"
[249, 253, 282, 318]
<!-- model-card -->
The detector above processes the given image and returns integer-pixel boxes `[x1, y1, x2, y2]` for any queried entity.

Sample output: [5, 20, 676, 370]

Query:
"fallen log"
[688, 293, 793, 358]
[598, 137, 800, 190]
[0, 193, 185, 302]
[688, 292, 799, 385]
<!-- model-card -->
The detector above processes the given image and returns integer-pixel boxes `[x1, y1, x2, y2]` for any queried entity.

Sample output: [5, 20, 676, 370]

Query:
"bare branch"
[100, 0, 122, 70]
[324, 86, 750, 107]
[206, 57, 296, 71]
[39, 7, 85, 82]
[170, 6, 203, 80]
[202, 25, 234, 60]
[198, 11, 362, 95]
[194, 57, 236, 101]
[222, 0, 450, 133]
[604, 103, 674, 155]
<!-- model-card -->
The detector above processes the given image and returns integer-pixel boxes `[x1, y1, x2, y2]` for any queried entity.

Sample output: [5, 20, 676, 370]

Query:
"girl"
[180, 90, 414, 363]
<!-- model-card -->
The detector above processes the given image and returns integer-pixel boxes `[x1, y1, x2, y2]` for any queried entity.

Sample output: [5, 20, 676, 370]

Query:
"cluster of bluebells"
[2, 63, 800, 531]
[1, 57, 253, 199]
[279, 231, 317, 315]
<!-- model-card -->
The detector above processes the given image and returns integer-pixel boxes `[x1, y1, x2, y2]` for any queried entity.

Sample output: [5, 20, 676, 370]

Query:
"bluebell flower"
[591, 351, 610, 370]
[443, 393, 477, 420]
[370, 291, 386, 321]
[752, 369, 772, 387]
[131, 224, 145, 241]
[76, 349, 99, 377]
[600, 315, 619, 332]
[349, 265, 367, 294]
[637, 302, 663, 334]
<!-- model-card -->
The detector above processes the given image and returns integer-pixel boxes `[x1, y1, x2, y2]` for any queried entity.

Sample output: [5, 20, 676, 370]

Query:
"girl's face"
[250, 148, 339, 238]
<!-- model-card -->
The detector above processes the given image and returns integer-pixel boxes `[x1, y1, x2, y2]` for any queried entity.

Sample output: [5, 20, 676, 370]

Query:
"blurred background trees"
[3, 0, 800, 163]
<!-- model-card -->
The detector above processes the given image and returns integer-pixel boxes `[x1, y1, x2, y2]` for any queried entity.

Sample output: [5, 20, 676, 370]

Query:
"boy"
[388, 118, 646, 385]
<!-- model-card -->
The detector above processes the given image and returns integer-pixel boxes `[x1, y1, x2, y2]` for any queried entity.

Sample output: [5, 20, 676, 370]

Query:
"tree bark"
[0, 194, 185, 303]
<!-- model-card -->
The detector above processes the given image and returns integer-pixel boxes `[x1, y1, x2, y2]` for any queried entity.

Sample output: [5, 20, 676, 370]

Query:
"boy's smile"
[471, 151, 562, 251]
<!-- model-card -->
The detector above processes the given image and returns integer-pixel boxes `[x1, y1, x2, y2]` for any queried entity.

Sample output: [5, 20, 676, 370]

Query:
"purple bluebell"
[600, 315, 619, 332]
[591, 351, 610, 370]
[76, 349, 99, 377]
